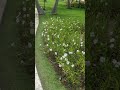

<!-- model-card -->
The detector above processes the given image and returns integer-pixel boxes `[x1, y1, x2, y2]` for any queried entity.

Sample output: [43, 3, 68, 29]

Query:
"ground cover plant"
[0, 0, 34, 89]
[41, 17, 85, 89]
[16, 0, 35, 81]
[86, 0, 120, 89]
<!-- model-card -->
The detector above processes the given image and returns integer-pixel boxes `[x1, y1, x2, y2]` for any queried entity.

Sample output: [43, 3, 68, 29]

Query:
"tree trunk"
[67, 0, 71, 9]
[78, 0, 80, 8]
[51, 0, 59, 14]
[35, 0, 45, 15]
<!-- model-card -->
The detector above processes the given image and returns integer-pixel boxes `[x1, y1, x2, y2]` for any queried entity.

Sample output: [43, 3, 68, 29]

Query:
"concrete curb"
[35, 8, 43, 90]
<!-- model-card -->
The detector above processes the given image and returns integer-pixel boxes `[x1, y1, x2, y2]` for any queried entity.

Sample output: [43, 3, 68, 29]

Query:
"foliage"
[71, 0, 85, 8]
[16, 0, 35, 80]
[86, 0, 120, 89]
[41, 17, 85, 89]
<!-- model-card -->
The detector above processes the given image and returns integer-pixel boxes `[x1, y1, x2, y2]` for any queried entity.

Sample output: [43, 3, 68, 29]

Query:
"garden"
[35, 0, 85, 89]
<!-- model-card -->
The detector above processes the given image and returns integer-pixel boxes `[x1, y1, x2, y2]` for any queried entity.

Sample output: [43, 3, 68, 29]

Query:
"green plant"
[41, 17, 85, 89]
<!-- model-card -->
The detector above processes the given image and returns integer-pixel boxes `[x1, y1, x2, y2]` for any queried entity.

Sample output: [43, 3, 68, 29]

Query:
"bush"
[41, 17, 85, 89]
[16, 0, 35, 80]
[71, 0, 85, 8]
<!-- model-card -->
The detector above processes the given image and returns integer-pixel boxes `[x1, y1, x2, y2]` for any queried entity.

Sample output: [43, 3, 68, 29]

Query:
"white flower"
[30, 21, 34, 27]
[22, 20, 25, 24]
[42, 32, 44, 36]
[105, 2, 108, 6]
[100, 57, 105, 63]
[57, 35, 59, 38]
[30, 29, 34, 34]
[49, 49, 52, 51]
[11, 42, 15, 47]
[110, 38, 115, 43]
[47, 35, 49, 37]
[63, 43, 66, 46]
[82, 51, 85, 55]
[60, 28, 62, 31]
[16, 18, 19, 23]
[86, 61, 91, 66]
[65, 58, 68, 61]
[55, 52, 57, 55]
[46, 44, 48, 46]
[28, 42, 32, 48]
[27, 14, 30, 17]
[47, 38, 50, 41]
[93, 39, 98, 44]
[23, 7, 26, 11]
[77, 50, 80, 52]
[69, 52, 73, 54]
[110, 44, 114, 48]
[117, 62, 120, 66]
[72, 39, 75, 42]
[59, 64, 62, 67]
[71, 64, 74, 67]
[39, 44, 41, 46]
[109, 31, 113, 35]
[115, 64, 119, 68]
[23, 14, 26, 18]
[90, 32, 95, 37]
[62, 53, 68, 58]
[66, 61, 70, 65]
[60, 57, 63, 60]
[74, 42, 76, 45]
[81, 42, 83, 45]
[112, 59, 117, 64]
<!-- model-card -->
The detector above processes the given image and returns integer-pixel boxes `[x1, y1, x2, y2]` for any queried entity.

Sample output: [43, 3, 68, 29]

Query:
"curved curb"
[35, 8, 43, 90]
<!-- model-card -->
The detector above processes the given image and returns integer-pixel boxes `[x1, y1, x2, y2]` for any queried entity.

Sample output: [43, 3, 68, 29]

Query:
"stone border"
[0, 0, 7, 24]
[35, 8, 43, 90]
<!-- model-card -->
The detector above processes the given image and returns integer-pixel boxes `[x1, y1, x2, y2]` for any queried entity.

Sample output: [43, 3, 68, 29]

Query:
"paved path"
[35, 8, 43, 90]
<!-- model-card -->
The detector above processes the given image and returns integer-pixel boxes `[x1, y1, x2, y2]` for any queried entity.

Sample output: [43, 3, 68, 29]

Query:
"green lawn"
[0, 0, 34, 89]
[36, 0, 85, 90]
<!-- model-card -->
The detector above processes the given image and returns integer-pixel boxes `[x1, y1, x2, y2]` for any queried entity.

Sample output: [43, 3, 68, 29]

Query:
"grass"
[36, 17, 66, 90]
[39, 0, 85, 23]
[35, 0, 85, 90]
[0, 0, 34, 89]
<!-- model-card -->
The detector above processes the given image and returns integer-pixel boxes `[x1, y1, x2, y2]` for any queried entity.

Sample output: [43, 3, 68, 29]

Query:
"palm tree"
[35, 0, 45, 15]
[51, 0, 59, 14]
[67, 0, 71, 9]
[78, 0, 80, 8]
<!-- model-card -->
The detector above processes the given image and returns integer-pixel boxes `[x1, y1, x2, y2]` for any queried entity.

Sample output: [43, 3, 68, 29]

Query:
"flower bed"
[41, 17, 85, 89]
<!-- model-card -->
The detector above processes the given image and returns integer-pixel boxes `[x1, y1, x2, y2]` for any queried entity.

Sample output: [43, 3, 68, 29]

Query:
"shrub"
[16, 0, 35, 80]
[41, 17, 85, 89]
[71, 0, 85, 8]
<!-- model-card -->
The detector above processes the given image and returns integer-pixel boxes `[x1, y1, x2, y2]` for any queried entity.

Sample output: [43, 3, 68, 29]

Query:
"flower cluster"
[41, 17, 85, 87]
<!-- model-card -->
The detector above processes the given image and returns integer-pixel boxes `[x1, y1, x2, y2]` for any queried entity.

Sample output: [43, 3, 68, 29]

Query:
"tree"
[35, 0, 45, 15]
[51, 0, 59, 14]
[67, 0, 71, 9]
[78, 0, 80, 8]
